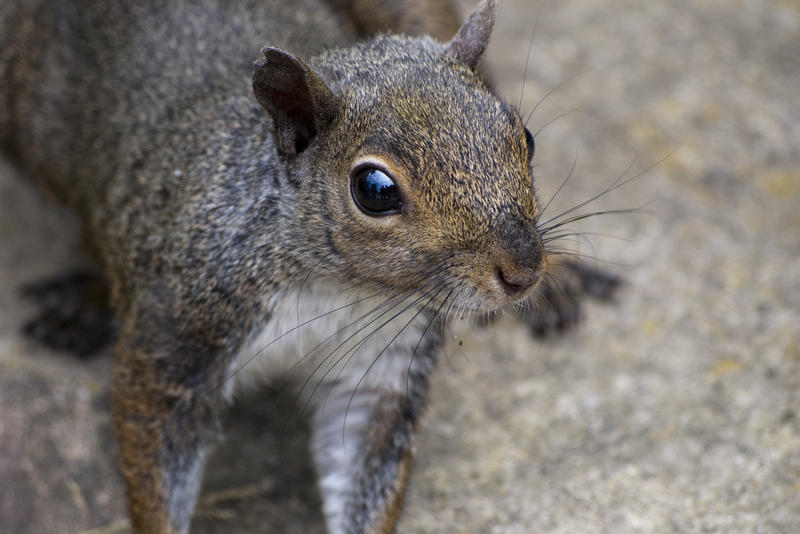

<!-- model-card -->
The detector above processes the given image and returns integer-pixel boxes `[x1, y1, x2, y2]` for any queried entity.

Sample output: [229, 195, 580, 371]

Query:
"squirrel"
[1, 0, 619, 532]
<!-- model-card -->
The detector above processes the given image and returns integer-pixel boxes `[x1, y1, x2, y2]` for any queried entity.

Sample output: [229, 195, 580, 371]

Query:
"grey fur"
[1, 1, 549, 532]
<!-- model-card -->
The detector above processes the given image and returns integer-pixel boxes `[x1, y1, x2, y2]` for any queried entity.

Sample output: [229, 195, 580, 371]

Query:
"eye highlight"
[350, 165, 403, 216]
[524, 127, 535, 163]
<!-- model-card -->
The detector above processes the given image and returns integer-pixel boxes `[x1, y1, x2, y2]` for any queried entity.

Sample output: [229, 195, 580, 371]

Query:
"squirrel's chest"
[231, 283, 434, 399]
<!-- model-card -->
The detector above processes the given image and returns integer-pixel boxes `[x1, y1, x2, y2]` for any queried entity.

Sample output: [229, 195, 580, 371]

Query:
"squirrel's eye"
[524, 127, 535, 162]
[351, 167, 403, 216]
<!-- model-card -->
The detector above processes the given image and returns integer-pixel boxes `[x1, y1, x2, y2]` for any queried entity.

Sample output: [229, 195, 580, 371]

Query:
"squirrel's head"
[253, 0, 546, 312]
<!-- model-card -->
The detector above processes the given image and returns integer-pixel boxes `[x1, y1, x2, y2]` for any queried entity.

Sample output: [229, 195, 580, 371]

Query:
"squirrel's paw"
[21, 271, 117, 357]
[519, 260, 622, 338]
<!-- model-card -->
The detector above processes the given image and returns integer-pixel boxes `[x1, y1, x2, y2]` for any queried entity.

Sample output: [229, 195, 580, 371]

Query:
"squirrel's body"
[2, 0, 351, 319]
[0, 1, 616, 533]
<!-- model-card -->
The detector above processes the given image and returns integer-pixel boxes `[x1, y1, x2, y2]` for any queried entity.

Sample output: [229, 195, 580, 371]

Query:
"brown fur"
[370, 452, 414, 534]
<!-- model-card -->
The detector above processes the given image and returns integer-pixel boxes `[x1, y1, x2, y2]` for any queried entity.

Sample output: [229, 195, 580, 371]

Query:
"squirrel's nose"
[493, 224, 546, 299]
[495, 263, 542, 298]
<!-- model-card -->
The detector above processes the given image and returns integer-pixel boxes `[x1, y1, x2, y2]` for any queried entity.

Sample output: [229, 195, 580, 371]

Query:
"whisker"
[216, 280, 414, 392]
[438, 286, 463, 372]
[296, 259, 323, 354]
[542, 230, 632, 244]
[541, 205, 653, 235]
[406, 291, 449, 399]
[517, 14, 540, 112]
[286, 283, 446, 450]
[538, 150, 639, 228]
[316, 282, 444, 413]
[525, 70, 588, 127]
[278, 256, 457, 436]
[254, 279, 438, 433]
[533, 107, 579, 138]
[279, 282, 438, 452]
[539, 147, 578, 219]
[543, 271, 566, 301]
[258, 276, 449, 448]
[545, 248, 630, 267]
[224, 254, 457, 397]
[539, 145, 678, 231]
[261, 257, 455, 447]
[342, 288, 444, 445]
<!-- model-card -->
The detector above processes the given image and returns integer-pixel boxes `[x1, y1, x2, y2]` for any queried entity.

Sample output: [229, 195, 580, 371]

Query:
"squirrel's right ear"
[444, 0, 497, 70]
[252, 48, 340, 155]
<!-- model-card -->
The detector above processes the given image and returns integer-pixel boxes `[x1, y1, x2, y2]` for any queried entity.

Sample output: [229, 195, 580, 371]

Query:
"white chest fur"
[231, 282, 434, 405]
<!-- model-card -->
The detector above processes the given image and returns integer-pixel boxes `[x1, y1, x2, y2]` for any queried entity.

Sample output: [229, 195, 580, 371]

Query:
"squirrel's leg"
[310, 334, 441, 534]
[111, 318, 229, 534]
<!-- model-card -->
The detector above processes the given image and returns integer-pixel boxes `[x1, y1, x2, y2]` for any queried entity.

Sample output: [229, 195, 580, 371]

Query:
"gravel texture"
[1, 0, 799, 533]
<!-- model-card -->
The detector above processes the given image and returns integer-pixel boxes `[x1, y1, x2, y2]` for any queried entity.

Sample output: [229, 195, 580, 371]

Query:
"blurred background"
[1, 0, 798, 532]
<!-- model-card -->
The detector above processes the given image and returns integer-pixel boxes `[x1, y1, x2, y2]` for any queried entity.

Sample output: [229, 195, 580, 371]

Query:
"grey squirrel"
[1, 0, 619, 532]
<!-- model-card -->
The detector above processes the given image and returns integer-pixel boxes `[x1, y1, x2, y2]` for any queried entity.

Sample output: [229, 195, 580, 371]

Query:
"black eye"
[350, 166, 403, 216]
[524, 127, 535, 162]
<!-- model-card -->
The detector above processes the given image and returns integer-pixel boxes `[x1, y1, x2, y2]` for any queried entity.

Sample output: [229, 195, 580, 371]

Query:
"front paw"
[520, 260, 622, 338]
[20, 270, 117, 357]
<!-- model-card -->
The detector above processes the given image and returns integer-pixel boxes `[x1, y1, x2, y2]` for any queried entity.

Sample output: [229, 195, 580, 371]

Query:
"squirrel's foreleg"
[111, 315, 231, 534]
[310, 336, 440, 534]
[313, 390, 418, 534]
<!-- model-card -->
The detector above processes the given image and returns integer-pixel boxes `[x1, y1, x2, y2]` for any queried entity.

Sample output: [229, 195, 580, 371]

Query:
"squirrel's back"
[1, 0, 364, 312]
[0, 0, 354, 209]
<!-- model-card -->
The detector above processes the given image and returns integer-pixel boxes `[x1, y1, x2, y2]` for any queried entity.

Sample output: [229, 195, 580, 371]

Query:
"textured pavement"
[1, 0, 799, 533]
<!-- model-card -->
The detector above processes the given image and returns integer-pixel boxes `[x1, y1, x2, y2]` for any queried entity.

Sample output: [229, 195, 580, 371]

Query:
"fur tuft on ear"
[252, 47, 339, 155]
[444, 0, 497, 70]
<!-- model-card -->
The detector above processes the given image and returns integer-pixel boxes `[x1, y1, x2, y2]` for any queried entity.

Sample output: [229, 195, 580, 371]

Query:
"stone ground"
[1, 0, 799, 532]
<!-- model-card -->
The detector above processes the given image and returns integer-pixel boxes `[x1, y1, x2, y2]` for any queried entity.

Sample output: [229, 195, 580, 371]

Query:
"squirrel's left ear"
[444, 0, 497, 70]
[253, 47, 340, 155]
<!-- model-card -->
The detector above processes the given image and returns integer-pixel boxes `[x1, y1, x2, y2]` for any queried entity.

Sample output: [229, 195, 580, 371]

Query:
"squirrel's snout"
[493, 233, 546, 300]
[495, 263, 542, 298]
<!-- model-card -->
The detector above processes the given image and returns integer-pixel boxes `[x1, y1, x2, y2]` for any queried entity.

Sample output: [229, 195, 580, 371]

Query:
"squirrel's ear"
[252, 47, 339, 155]
[444, 0, 497, 70]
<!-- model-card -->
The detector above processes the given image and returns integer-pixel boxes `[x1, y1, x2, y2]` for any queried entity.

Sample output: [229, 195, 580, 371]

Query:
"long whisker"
[539, 147, 578, 219]
[518, 15, 540, 111]
[545, 248, 630, 267]
[533, 107, 579, 138]
[221, 255, 456, 395]
[278, 282, 437, 452]
[342, 288, 443, 445]
[313, 282, 447, 413]
[538, 150, 639, 228]
[296, 259, 323, 354]
[542, 230, 632, 244]
[541, 205, 653, 235]
[263, 258, 454, 441]
[539, 146, 678, 231]
[282, 283, 444, 451]
[406, 290, 452, 399]
[525, 70, 588, 127]
[215, 281, 411, 392]
[255, 276, 442, 440]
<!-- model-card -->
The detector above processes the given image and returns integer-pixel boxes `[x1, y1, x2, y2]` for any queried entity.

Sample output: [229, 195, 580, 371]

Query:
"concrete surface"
[1, 0, 799, 532]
